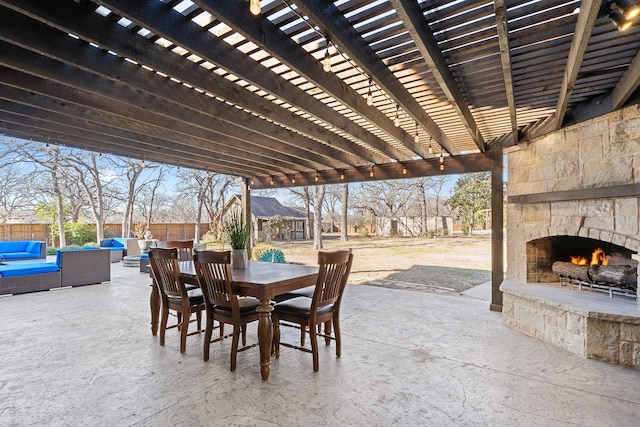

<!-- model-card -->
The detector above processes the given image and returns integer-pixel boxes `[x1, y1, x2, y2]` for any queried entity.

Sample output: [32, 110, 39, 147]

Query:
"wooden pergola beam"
[493, 0, 518, 146]
[612, 49, 640, 109]
[554, 0, 603, 130]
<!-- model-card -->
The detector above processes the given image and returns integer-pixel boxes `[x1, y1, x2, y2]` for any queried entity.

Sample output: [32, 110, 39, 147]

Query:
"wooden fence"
[0, 223, 211, 247]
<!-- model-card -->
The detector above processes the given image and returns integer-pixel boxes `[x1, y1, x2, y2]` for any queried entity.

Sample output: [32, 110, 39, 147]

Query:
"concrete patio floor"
[1, 262, 639, 426]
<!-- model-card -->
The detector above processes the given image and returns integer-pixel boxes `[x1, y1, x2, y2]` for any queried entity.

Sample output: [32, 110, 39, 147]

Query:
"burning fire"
[570, 248, 608, 265]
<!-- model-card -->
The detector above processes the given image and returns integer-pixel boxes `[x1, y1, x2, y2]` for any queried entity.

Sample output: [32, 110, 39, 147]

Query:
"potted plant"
[224, 210, 250, 269]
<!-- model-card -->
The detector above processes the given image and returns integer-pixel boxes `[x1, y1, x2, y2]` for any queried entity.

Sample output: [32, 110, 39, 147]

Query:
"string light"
[45, 142, 50, 152]
[315, 172, 319, 182]
[99, 149, 103, 160]
[140, 157, 145, 168]
[370, 165, 374, 177]
[322, 39, 332, 72]
[428, 136, 434, 155]
[414, 122, 419, 143]
[270, 177, 274, 186]
[366, 79, 373, 106]
[402, 164, 407, 175]
[249, 0, 261, 16]
[439, 150, 445, 171]
[291, 175, 295, 184]
[177, 163, 181, 171]
[394, 103, 400, 127]
[340, 170, 345, 180]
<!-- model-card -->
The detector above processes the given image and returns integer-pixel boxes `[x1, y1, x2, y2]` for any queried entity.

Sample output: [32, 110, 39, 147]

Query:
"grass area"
[261, 234, 493, 293]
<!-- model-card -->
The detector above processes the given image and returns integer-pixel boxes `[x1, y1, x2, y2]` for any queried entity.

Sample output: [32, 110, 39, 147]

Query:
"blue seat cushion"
[0, 262, 59, 277]
[1, 252, 37, 260]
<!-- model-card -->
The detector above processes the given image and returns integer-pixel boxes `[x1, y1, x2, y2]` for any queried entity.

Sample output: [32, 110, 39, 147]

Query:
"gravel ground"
[268, 234, 493, 293]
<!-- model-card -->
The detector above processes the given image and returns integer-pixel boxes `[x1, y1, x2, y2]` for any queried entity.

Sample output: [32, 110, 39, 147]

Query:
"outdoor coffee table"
[149, 260, 318, 380]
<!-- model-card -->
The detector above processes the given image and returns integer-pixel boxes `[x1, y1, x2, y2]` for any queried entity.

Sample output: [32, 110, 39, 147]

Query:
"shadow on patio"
[1, 262, 639, 426]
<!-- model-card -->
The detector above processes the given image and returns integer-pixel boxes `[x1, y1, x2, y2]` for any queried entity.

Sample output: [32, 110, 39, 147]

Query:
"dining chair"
[193, 250, 261, 371]
[272, 249, 353, 372]
[157, 240, 194, 261]
[149, 247, 205, 353]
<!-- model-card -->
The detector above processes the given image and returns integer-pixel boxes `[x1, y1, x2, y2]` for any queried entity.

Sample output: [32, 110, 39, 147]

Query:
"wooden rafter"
[612, 49, 640, 110]
[391, 0, 485, 152]
[292, 0, 458, 155]
[554, 0, 603, 130]
[197, 0, 433, 159]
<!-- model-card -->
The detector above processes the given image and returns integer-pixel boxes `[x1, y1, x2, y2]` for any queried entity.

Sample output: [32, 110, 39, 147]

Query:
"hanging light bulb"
[414, 122, 420, 143]
[140, 157, 146, 168]
[616, 0, 640, 19]
[291, 175, 295, 184]
[610, 9, 633, 31]
[340, 171, 345, 180]
[177, 163, 181, 172]
[99, 149, 103, 160]
[249, 0, 261, 16]
[402, 164, 407, 175]
[45, 142, 50, 152]
[322, 49, 331, 72]
[315, 172, 319, 182]
[428, 136, 434, 155]
[366, 79, 373, 106]
[439, 150, 445, 171]
[270, 177, 274, 186]
[394, 104, 400, 127]
[251, 178, 255, 186]
[370, 166, 374, 178]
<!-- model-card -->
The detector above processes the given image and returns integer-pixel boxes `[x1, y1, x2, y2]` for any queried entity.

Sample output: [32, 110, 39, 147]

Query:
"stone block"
[584, 217, 614, 231]
[578, 134, 604, 161]
[584, 157, 633, 187]
[578, 199, 613, 217]
[615, 198, 639, 236]
[586, 319, 620, 363]
[620, 323, 640, 343]
[565, 312, 585, 336]
[620, 341, 634, 365]
[545, 327, 585, 356]
[522, 204, 551, 223]
[514, 303, 545, 330]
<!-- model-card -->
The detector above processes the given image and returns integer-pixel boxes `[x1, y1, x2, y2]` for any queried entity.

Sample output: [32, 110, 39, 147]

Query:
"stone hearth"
[504, 104, 640, 368]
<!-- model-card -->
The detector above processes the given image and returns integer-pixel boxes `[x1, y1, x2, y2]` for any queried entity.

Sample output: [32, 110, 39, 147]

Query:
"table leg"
[256, 299, 274, 381]
[150, 281, 159, 336]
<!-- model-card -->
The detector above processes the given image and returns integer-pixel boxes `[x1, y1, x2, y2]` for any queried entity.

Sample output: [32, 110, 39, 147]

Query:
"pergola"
[1, 0, 640, 310]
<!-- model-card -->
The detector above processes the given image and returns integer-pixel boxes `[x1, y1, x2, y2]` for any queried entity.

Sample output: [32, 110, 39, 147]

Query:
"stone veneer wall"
[503, 104, 640, 368]
[506, 104, 640, 282]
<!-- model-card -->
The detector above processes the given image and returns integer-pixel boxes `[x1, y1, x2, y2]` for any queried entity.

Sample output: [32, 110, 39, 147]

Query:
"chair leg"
[196, 310, 202, 332]
[203, 311, 214, 361]
[333, 316, 341, 358]
[180, 310, 189, 353]
[310, 321, 319, 372]
[230, 326, 240, 372]
[300, 324, 306, 346]
[241, 324, 247, 346]
[219, 322, 224, 338]
[324, 320, 332, 345]
[159, 306, 169, 346]
[273, 316, 281, 359]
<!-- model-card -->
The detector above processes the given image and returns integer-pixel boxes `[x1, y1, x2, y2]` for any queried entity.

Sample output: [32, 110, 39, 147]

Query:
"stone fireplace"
[502, 104, 640, 368]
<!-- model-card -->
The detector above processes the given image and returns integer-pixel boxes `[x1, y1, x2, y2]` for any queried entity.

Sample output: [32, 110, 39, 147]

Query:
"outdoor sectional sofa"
[0, 247, 111, 295]
[100, 237, 140, 262]
[0, 241, 46, 261]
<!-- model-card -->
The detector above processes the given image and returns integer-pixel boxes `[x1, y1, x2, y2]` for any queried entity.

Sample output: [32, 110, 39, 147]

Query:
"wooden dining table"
[149, 260, 318, 381]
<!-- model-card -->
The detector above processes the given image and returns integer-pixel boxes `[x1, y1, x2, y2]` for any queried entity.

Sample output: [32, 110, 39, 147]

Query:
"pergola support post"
[242, 179, 253, 250]
[490, 147, 504, 312]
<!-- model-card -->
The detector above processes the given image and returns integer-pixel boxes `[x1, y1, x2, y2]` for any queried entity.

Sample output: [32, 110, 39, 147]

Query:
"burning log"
[588, 264, 637, 288]
[552, 261, 638, 290]
[551, 261, 590, 281]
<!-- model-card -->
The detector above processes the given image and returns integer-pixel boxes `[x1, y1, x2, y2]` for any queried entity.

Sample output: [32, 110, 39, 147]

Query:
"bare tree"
[116, 158, 147, 238]
[323, 184, 342, 233]
[63, 150, 113, 242]
[0, 140, 35, 224]
[352, 181, 413, 236]
[287, 187, 312, 241]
